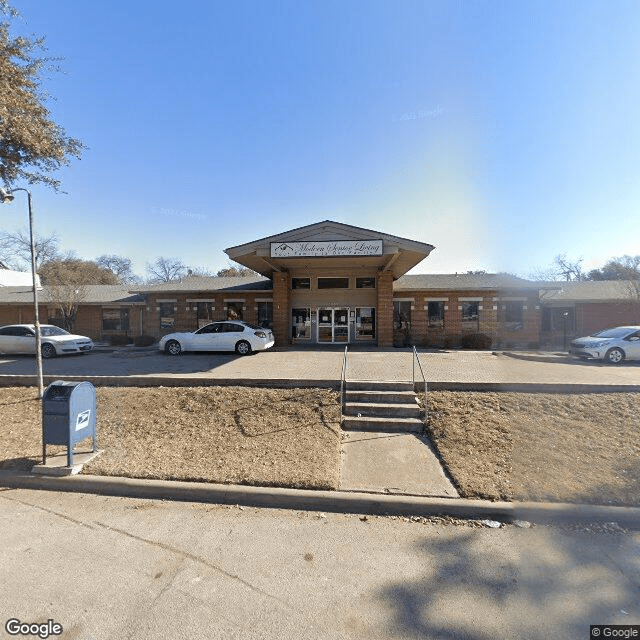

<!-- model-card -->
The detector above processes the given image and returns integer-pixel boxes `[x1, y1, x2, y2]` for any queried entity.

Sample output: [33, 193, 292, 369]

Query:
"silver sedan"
[569, 326, 640, 364]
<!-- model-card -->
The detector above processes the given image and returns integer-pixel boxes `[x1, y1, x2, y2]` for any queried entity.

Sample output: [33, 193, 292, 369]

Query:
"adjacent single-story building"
[0, 221, 637, 348]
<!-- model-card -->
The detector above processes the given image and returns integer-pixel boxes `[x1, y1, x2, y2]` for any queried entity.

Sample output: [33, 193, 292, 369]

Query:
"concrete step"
[345, 389, 417, 404]
[344, 401, 420, 418]
[345, 380, 414, 392]
[342, 415, 424, 433]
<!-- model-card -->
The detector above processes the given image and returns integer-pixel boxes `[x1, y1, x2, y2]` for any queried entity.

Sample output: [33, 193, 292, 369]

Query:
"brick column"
[377, 271, 394, 347]
[444, 296, 461, 347]
[479, 296, 498, 342]
[272, 272, 290, 346]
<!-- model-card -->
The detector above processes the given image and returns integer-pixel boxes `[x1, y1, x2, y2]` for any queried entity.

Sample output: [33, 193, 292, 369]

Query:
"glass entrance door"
[317, 308, 350, 343]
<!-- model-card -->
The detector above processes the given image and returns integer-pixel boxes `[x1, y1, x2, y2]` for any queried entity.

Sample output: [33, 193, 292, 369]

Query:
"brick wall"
[377, 272, 394, 347]
[577, 301, 640, 336]
[142, 292, 273, 339]
[272, 273, 291, 346]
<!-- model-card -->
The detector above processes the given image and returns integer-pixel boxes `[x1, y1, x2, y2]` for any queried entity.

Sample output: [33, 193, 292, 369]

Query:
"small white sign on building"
[270, 240, 383, 258]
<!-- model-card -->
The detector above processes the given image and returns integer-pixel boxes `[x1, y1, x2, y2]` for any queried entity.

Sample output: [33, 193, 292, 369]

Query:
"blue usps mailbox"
[42, 380, 97, 467]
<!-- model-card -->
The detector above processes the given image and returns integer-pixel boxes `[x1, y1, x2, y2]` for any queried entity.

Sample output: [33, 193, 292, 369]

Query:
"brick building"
[0, 221, 636, 348]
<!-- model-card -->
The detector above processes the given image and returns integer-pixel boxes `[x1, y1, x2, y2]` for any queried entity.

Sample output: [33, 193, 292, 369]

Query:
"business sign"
[270, 240, 383, 258]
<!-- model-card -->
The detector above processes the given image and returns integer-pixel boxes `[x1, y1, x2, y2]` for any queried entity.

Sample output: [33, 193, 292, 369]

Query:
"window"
[226, 301, 243, 320]
[393, 301, 411, 330]
[461, 302, 479, 330]
[427, 302, 444, 327]
[355, 277, 376, 289]
[292, 308, 311, 339]
[317, 277, 349, 289]
[158, 302, 175, 330]
[257, 301, 273, 329]
[196, 301, 215, 327]
[499, 302, 523, 331]
[356, 307, 375, 339]
[542, 307, 575, 333]
[291, 278, 310, 289]
[102, 308, 129, 332]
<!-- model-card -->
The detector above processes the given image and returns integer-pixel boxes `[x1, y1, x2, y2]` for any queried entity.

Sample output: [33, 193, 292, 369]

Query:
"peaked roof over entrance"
[225, 220, 435, 279]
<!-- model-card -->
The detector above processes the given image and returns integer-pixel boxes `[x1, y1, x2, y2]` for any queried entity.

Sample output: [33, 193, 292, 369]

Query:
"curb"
[2, 471, 640, 527]
[501, 351, 569, 364]
[0, 375, 341, 389]
[1, 375, 638, 393]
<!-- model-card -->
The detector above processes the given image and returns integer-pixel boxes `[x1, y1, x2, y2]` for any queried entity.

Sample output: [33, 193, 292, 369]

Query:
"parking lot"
[0, 347, 639, 386]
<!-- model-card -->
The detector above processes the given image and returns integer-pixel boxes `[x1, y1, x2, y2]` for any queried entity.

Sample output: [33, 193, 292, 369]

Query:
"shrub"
[133, 335, 156, 347]
[108, 334, 132, 346]
[460, 333, 492, 350]
[527, 341, 540, 350]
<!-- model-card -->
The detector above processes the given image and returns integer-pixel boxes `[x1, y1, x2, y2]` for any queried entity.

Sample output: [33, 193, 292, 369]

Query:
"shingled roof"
[393, 273, 538, 291]
[0, 285, 146, 305]
[539, 280, 639, 303]
[135, 275, 273, 293]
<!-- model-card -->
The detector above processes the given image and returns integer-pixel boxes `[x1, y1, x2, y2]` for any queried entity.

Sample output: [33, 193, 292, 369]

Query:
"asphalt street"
[1, 488, 639, 640]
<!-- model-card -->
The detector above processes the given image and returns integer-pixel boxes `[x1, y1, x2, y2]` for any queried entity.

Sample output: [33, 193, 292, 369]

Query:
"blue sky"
[4, 0, 639, 278]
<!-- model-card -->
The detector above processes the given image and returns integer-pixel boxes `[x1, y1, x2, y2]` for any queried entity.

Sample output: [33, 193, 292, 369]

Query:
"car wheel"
[41, 343, 56, 359]
[605, 347, 625, 365]
[165, 339, 182, 355]
[235, 340, 252, 355]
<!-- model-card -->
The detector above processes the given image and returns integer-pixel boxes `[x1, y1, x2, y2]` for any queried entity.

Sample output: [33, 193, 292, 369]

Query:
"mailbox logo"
[76, 410, 91, 431]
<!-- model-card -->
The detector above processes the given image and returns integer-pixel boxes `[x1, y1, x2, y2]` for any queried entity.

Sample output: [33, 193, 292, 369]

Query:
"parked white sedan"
[0, 324, 94, 358]
[159, 321, 275, 356]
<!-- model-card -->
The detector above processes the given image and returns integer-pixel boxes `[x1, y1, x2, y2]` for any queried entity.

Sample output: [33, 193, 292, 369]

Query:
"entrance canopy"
[225, 220, 435, 279]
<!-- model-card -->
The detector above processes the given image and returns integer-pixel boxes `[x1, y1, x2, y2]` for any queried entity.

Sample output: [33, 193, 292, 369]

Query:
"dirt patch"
[0, 386, 341, 490]
[426, 391, 640, 506]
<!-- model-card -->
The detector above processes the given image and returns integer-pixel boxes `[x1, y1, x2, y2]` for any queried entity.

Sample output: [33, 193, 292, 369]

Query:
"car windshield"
[592, 328, 632, 339]
[40, 326, 70, 337]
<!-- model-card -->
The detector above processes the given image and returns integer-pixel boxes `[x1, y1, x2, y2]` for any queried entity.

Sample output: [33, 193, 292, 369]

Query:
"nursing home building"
[138, 221, 544, 348]
[0, 221, 636, 348]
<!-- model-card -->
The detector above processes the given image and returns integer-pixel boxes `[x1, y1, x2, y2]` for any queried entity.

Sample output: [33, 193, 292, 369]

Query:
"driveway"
[0, 347, 639, 386]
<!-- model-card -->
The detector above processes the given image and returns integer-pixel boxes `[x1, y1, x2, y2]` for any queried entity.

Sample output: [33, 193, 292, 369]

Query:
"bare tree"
[145, 257, 187, 283]
[529, 254, 585, 281]
[0, 229, 61, 269]
[1, 2, 84, 190]
[40, 258, 118, 331]
[96, 254, 141, 284]
[216, 264, 258, 277]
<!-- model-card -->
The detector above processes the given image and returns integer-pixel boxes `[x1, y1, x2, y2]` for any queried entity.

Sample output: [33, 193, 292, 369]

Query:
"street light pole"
[0, 187, 45, 398]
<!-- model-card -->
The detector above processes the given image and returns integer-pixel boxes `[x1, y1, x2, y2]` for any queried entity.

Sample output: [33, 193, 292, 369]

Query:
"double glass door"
[317, 308, 349, 343]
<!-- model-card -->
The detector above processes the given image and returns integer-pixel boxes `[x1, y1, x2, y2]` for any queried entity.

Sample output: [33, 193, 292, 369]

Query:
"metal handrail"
[412, 346, 428, 424]
[340, 346, 348, 421]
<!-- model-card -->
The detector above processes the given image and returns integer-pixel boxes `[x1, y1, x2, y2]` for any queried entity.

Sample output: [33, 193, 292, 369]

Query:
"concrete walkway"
[340, 431, 458, 497]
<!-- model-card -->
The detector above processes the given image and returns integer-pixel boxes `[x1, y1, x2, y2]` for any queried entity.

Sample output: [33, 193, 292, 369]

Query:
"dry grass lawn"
[426, 391, 640, 506]
[0, 386, 342, 490]
[1, 386, 639, 506]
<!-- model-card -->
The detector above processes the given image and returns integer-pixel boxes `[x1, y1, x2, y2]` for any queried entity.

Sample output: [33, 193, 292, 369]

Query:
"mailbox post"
[42, 381, 97, 467]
